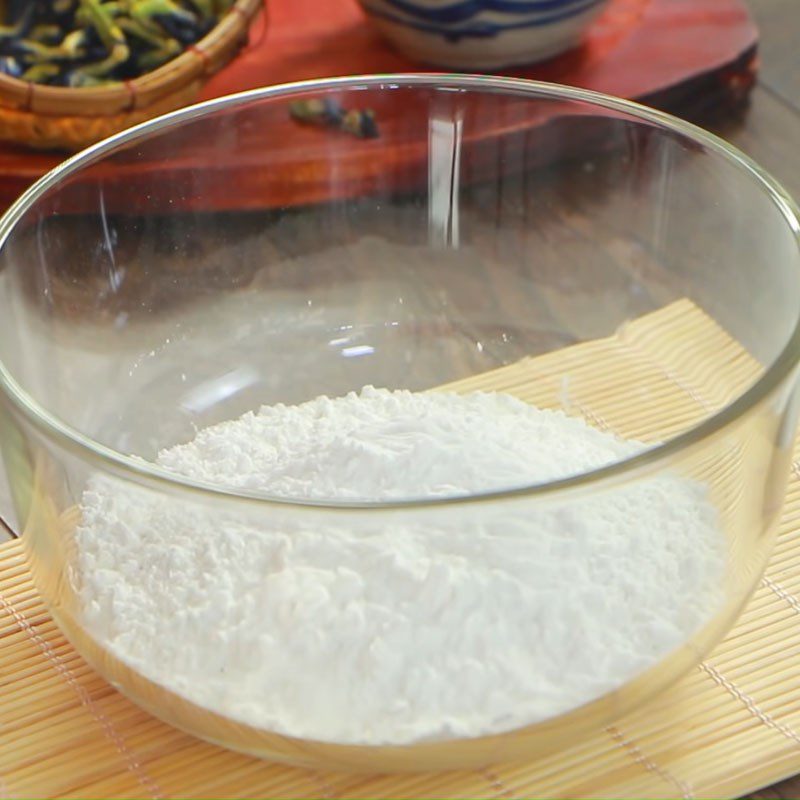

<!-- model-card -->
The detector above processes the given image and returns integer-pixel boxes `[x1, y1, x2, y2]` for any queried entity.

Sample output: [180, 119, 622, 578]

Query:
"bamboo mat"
[3, 299, 800, 798]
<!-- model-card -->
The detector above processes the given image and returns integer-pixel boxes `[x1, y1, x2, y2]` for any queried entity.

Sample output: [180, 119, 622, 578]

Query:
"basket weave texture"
[0, 0, 262, 151]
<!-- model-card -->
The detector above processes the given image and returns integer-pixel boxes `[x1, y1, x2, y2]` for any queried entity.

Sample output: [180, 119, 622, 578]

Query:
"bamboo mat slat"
[2, 298, 800, 799]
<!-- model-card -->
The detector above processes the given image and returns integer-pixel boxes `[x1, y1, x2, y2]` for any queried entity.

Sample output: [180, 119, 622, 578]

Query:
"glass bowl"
[1, 75, 799, 773]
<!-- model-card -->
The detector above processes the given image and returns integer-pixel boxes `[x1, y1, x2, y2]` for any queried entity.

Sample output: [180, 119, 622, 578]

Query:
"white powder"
[74, 387, 725, 744]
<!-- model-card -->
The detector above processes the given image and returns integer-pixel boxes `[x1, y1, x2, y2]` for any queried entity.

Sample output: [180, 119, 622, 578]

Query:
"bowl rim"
[1, 73, 799, 511]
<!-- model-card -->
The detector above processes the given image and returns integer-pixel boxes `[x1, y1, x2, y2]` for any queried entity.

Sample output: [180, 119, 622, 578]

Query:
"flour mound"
[75, 387, 725, 744]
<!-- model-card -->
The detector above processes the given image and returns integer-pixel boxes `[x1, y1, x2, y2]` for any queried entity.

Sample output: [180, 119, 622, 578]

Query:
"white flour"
[74, 387, 725, 744]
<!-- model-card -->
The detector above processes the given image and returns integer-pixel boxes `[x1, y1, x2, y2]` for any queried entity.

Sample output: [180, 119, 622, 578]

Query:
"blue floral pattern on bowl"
[357, 0, 610, 68]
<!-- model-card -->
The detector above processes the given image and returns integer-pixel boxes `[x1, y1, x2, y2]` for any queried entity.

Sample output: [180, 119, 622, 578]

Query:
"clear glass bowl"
[1, 75, 800, 772]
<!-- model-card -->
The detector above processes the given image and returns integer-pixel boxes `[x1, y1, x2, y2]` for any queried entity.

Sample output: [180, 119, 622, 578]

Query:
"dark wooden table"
[713, 1, 800, 204]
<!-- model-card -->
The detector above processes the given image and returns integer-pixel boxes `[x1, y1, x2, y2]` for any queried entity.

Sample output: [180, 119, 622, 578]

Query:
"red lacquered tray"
[0, 0, 757, 214]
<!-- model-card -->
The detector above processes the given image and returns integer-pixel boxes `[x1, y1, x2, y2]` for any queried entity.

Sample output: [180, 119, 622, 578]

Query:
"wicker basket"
[0, 0, 263, 152]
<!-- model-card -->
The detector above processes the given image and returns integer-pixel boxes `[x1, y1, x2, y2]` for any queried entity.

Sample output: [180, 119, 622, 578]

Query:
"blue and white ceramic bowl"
[357, 0, 610, 69]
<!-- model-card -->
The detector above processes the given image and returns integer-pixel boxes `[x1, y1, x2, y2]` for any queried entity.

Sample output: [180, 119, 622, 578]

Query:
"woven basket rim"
[0, 0, 262, 117]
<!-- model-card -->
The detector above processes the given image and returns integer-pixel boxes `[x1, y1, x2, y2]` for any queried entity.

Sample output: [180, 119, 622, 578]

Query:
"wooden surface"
[730, 4, 800, 793]
[4, 298, 800, 798]
[0, 0, 758, 212]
